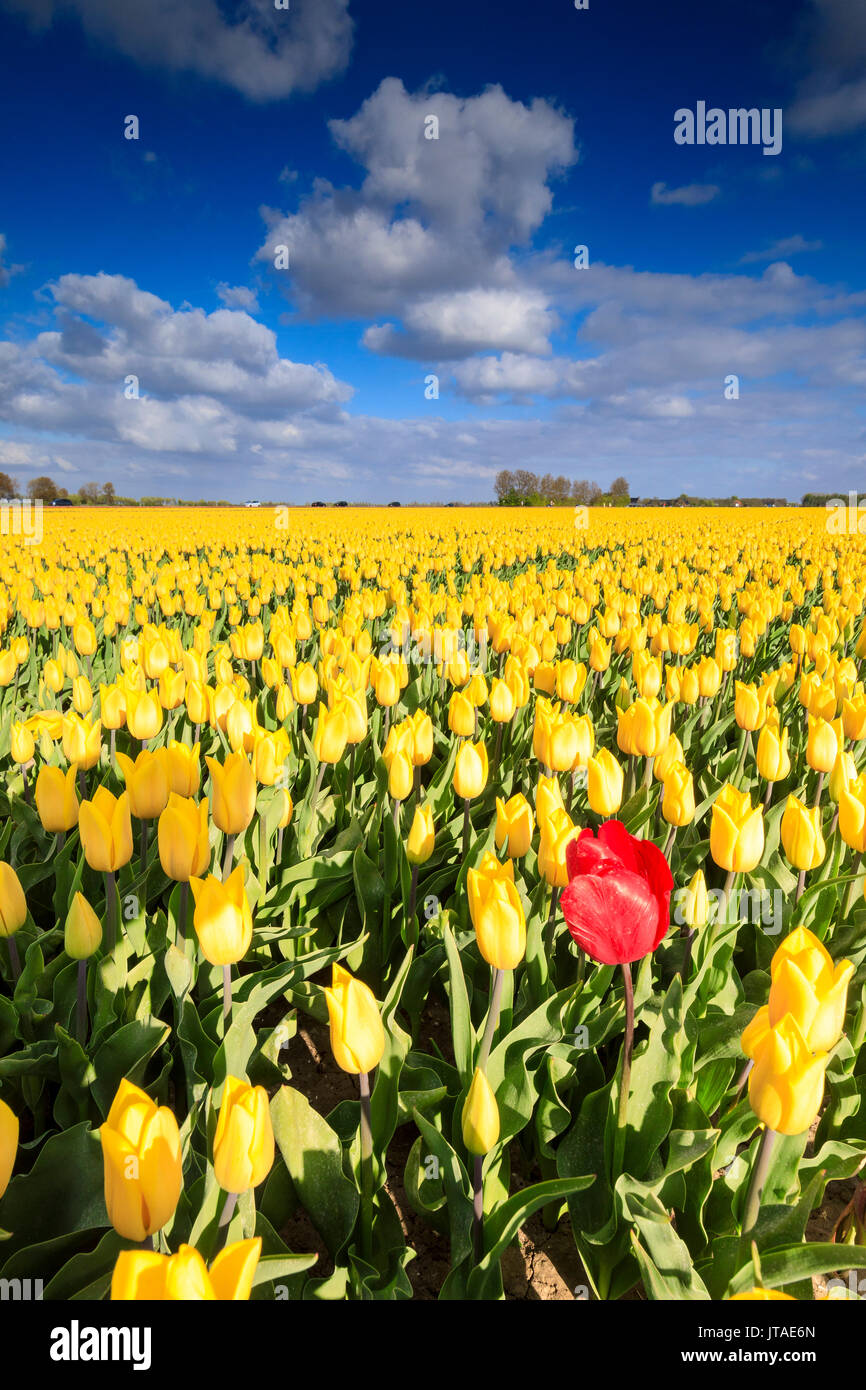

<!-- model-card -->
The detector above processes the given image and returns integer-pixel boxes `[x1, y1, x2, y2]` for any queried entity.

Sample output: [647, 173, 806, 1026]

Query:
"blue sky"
[0, 0, 864, 502]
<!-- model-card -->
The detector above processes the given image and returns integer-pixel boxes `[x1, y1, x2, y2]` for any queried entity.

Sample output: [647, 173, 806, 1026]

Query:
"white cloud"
[4, 0, 353, 100]
[256, 79, 576, 357]
[739, 235, 824, 264]
[0, 233, 25, 288]
[216, 283, 260, 313]
[650, 181, 720, 207]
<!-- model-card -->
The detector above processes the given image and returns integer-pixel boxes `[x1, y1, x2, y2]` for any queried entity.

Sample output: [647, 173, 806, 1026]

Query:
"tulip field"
[3, 503, 866, 1304]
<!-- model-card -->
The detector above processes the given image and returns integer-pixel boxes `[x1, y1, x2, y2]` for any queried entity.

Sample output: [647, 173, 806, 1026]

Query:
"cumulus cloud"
[256, 78, 576, 357]
[216, 283, 260, 313]
[3, 0, 353, 100]
[650, 181, 720, 206]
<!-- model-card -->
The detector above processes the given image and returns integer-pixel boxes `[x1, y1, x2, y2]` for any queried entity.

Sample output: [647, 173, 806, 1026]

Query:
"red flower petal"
[561, 869, 663, 965]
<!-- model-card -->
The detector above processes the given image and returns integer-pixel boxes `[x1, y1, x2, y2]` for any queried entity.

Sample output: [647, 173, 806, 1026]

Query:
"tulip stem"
[359, 1070, 373, 1262]
[643, 757, 654, 788]
[473, 1155, 485, 1262]
[307, 762, 326, 844]
[104, 871, 117, 952]
[407, 864, 419, 948]
[492, 722, 504, 776]
[392, 798, 401, 831]
[78, 767, 87, 801]
[178, 880, 189, 945]
[813, 771, 825, 809]
[612, 961, 635, 1177]
[462, 798, 471, 860]
[218, 1190, 238, 1229]
[21, 762, 32, 805]
[844, 853, 863, 918]
[740, 1126, 778, 1255]
[663, 823, 676, 858]
[734, 730, 751, 786]
[222, 965, 233, 1025]
[763, 779, 773, 810]
[222, 832, 236, 882]
[796, 868, 806, 902]
[477, 968, 505, 1073]
[76, 959, 88, 1044]
[543, 886, 558, 969]
[7, 935, 20, 984]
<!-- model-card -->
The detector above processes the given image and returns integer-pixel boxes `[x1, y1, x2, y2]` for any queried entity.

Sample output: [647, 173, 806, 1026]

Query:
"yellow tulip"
[190, 863, 253, 965]
[0, 1096, 18, 1199]
[806, 715, 839, 774]
[494, 793, 534, 858]
[409, 709, 434, 764]
[388, 749, 414, 801]
[116, 749, 172, 820]
[535, 772, 565, 826]
[323, 963, 386, 1074]
[407, 804, 435, 864]
[34, 764, 79, 832]
[467, 852, 526, 969]
[766, 925, 853, 1053]
[448, 690, 476, 737]
[159, 795, 210, 882]
[734, 681, 770, 732]
[125, 687, 164, 741]
[537, 806, 578, 887]
[61, 714, 102, 771]
[206, 752, 256, 835]
[680, 869, 708, 930]
[453, 740, 488, 800]
[616, 697, 672, 758]
[111, 1239, 261, 1301]
[662, 761, 695, 827]
[780, 794, 825, 871]
[0, 863, 27, 938]
[99, 1078, 182, 1242]
[462, 1068, 500, 1155]
[79, 789, 134, 872]
[756, 722, 790, 782]
[314, 701, 348, 764]
[746, 1013, 829, 1136]
[213, 1076, 275, 1194]
[839, 771, 866, 853]
[10, 721, 34, 765]
[587, 748, 623, 816]
[64, 891, 102, 959]
[710, 783, 764, 873]
[165, 740, 201, 797]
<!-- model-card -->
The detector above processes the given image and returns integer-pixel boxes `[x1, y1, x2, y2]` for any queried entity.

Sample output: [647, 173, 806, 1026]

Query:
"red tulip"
[560, 820, 673, 965]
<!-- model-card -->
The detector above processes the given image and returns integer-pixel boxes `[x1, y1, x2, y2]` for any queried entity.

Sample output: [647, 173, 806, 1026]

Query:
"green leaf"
[270, 1085, 359, 1258]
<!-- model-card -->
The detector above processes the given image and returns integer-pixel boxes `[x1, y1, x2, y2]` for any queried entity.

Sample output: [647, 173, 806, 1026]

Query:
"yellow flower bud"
[35, 764, 79, 832]
[213, 1076, 274, 1195]
[453, 740, 488, 800]
[79, 789, 134, 872]
[206, 752, 256, 835]
[461, 1068, 500, 1156]
[0, 863, 27, 938]
[746, 1014, 829, 1136]
[323, 963, 386, 1074]
[662, 761, 695, 827]
[0, 1096, 18, 1200]
[780, 794, 825, 871]
[587, 748, 623, 816]
[190, 863, 253, 965]
[65, 891, 103, 959]
[407, 804, 435, 864]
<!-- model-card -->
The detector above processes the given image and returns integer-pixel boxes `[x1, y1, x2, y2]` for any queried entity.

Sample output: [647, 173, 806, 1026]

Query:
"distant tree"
[587, 481, 603, 504]
[101, 481, 116, 505]
[571, 479, 591, 505]
[549, 474, 571, 504]
[495, 469, 516, 502]
[512, 469, 538, 501]
[0, 472, 16, 499]
[78, 482, 100, 503]
[27, 475, 58, 502]
[609, 476, 629, 498]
